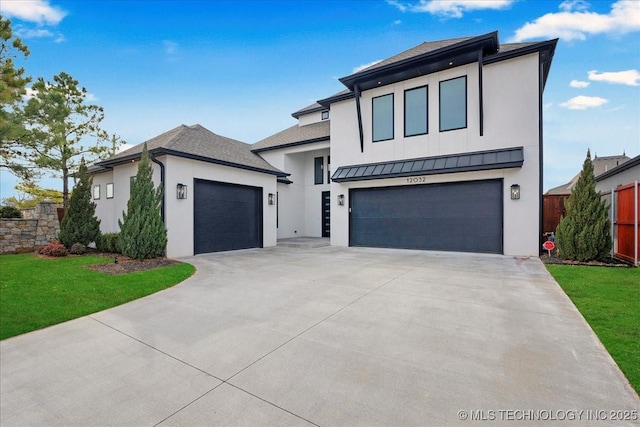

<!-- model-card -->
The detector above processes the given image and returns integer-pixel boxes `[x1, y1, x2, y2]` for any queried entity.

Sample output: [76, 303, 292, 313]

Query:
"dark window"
[321, 110, 329, 120]
[327, 156, 331, 183]
[439, 76, 467, 131]
[372, 93, 393, 142]
[314, 157, 324, 185]
[405, 86, 428, 137]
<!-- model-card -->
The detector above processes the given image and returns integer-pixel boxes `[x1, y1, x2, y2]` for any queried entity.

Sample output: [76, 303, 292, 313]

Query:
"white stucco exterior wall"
[93, 156, 277, 258]
[259, 142, 330, 239]
[329, 53, 542, 256]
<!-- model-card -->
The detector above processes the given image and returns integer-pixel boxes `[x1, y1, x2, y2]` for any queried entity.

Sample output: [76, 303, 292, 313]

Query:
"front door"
[322, 191, 330, 238]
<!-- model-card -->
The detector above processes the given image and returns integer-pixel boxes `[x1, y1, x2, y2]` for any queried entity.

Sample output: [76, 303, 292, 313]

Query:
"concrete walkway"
[1, 247, 638, 426]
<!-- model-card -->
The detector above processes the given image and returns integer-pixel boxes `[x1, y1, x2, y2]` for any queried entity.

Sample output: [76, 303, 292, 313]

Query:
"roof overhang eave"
[338, 31, 499, 92]
[96, 148, 287, 177]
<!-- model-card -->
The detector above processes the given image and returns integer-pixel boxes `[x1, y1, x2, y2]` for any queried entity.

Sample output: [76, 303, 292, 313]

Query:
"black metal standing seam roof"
[331, 147, 524, 183]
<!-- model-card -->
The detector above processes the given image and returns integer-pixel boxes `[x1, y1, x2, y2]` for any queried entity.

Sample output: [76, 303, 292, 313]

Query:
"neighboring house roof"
[332, 147, 524, 183]
[596, 154, 640, 182]
[546, 154, 631, 195]
[95, 124, 285, 177]
[251, 121, 330, 153]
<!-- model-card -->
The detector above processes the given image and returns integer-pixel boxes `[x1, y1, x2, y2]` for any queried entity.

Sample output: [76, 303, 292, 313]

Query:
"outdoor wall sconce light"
[268, 193, 275, 205]
[176, 183, 187, 199]
[510, 184, 521, 200]
[337, 194, 345, 206]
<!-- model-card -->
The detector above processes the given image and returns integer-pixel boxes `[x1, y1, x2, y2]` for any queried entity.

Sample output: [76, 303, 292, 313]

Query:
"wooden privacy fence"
[607, 181, 639, 266]
[542, 194, 567, 234]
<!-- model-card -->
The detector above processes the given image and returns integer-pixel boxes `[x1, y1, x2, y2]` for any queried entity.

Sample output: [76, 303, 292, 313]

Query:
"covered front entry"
[349, 179, 503, 254]
[194, 179, 263, 254]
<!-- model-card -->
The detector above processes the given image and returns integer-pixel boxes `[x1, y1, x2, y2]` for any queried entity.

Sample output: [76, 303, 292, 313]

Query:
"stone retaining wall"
[0, 202, 61, 254]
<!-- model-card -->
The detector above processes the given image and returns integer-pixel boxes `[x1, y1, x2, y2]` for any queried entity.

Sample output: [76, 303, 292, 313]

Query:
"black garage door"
[194, 179, 263, 254]
[350, 180, 503, 254]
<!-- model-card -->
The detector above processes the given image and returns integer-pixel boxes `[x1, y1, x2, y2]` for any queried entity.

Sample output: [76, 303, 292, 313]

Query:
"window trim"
[439, 76, 467, 132]
[106, 183, 114, 199]
[404, 85, 428, 137]
[314, 156, 324, 185]
[92, 184, 100, 200]
[372, 93, 394, 142]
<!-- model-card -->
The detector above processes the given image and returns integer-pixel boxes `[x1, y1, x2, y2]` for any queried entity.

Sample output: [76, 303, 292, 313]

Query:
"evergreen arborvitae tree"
[58, 160, 101, 248]
[556, 149, 611, 261]
[118, 143, 167, 259]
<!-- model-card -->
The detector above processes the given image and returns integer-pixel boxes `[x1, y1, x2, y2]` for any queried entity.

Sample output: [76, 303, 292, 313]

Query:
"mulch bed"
[540, 252, 631, 267]
[85, 253, 181, 275]
[35, 251, 181, 275]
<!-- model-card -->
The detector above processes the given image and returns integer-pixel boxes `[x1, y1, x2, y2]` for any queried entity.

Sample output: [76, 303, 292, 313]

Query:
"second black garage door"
[194, 179, 263, 254]
[350, 179, 503, 254]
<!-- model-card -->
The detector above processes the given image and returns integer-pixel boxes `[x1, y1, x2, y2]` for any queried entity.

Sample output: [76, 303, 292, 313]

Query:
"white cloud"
[2, 0, 66, 25]
[352, 60, 382, 74]
[85, 93, 98, 102]
[559, 0, 590, 12]
[560, 95, 608, 110]
[510, 0, 640, 42]
[569, 80, 590, 88]
[393, 19, 402, 25]
[386, 0, 513, 17]
[588, 69, 640, 86]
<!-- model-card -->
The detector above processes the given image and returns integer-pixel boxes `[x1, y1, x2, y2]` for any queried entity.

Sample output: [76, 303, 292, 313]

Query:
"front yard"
[547, 265, 640, 395]
[0, 253, 195, 340]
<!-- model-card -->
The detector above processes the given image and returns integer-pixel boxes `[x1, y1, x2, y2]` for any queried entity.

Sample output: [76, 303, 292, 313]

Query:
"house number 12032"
[406, 177, 427, 184]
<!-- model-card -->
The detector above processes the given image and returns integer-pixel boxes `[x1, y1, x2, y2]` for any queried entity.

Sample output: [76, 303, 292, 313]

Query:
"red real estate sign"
[543, 240, 555, 251]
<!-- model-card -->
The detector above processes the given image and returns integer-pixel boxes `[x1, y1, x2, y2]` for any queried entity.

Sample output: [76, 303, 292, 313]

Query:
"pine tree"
[118, 143, 167, 259]
[58, 160, 101, 248]
[556, 149, 611, 261]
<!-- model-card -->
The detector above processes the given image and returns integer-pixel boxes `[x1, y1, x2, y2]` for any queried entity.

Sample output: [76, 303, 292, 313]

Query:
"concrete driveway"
[1, 246, 638, 426]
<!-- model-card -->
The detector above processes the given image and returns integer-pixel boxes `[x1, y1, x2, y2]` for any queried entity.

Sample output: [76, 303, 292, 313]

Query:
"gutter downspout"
[150, 155, 166, 223]
[478, 50, 484, 137]
[354, 84, 364, 153]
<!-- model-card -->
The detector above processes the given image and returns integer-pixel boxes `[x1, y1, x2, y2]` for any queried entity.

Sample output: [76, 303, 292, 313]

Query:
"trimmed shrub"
[118, 143, 167, 259]
[96, 232, 120, 253]
[38, 241, 68, 257]
[69, 243, 87, 255]
[0, 206, 22, 218]
[58, 161, 101, 248]
[556, 149, 611, 261]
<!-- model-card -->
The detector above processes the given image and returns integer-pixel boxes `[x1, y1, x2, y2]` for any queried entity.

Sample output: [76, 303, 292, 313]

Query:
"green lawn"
[0, 253, 195, 340]
[547, 265, 640, 395]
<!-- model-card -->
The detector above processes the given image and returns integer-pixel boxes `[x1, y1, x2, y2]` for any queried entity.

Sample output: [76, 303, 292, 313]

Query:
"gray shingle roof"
[252, 121, 330, 152]
[350, 36, 474, 77]
[291, 102, 325, 118]
[545, 154, 631, 195]
[97, 124, 283, 176]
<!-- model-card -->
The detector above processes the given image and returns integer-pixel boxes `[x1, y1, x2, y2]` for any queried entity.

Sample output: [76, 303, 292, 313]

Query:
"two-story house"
[91, 31, 557, 258]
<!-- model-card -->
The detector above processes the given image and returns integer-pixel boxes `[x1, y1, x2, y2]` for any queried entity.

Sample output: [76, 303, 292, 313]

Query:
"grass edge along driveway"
[0, 253, 195, 340]
[547, 264, 640, 396]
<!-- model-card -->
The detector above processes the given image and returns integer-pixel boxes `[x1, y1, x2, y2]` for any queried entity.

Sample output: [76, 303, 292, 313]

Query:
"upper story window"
[404, 86, 428, 137]
[106, 183, 114, 199]
[93, 185, 100, 200]
[314, 156, 324, 185]
[439, 76, 467, 132]
[321, 110, 329, 120]
[372, 93, 394, 142]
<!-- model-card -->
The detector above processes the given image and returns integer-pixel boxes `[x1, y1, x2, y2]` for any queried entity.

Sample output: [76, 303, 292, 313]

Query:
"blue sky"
[2, 0, 639, 200]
